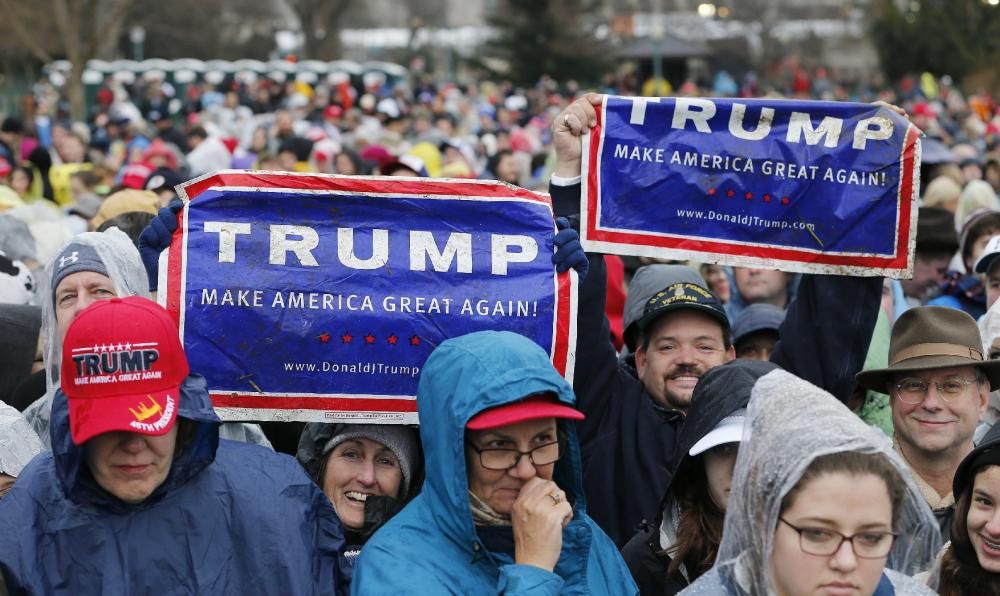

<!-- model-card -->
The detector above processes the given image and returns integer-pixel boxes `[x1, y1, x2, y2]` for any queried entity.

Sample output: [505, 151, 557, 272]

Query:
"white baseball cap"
[689, 409, 748, 456]
[974, 234, 1000, 275]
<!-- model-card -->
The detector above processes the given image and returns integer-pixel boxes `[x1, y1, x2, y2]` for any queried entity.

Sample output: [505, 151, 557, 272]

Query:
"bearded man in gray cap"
[857, 306, 1000, 541]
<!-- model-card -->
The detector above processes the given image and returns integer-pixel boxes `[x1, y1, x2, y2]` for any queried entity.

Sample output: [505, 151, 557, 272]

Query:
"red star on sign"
[387, 335, 398, 345]
[763, 194, 772, 203]
[318, 333, 330, 343]
[744, 192, 753, 200]
[707, 188, 716, 196]
[410, 335, 421, 346]
[726, 189, 735, 197]
[364, 334, 376, 344]
[781, 196, 791, 205]
[342, 332, 353, 344]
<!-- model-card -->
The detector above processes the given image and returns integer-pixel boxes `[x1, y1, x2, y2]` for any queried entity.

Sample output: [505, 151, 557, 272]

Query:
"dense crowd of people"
[2, 65, 1000, 594]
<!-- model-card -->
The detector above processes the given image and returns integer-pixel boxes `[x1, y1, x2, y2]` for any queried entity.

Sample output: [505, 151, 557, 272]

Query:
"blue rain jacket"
[352, 331, 638, 595]
[0, 374, 346, 595]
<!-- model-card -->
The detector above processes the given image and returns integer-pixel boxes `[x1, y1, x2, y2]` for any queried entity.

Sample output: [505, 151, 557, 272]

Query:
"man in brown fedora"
[856, 306, 1000, 541]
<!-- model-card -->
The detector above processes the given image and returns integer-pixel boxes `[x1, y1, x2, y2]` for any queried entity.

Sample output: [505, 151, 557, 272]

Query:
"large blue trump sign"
[581, 97, 920, 276]
[162, 171, 576, 423]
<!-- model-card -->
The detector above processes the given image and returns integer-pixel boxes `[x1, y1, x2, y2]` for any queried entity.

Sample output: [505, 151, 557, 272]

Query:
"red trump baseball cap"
[61, 296, 189, 445]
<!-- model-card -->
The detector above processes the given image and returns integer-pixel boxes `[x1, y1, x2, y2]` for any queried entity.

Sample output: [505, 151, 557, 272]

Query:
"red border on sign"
[584, 105, 919, 272]
[210, 393, 418, 412]
[181, 170, 552, 204]
[165, 173, 576, 420]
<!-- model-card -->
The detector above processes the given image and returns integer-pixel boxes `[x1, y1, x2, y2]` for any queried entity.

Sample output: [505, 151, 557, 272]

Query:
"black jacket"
[552, 181, 882, 547]
[621, 522, 688, 596]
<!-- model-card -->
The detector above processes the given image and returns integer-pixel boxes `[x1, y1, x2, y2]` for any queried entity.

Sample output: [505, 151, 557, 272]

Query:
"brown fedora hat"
[856, 306, 1000, 393]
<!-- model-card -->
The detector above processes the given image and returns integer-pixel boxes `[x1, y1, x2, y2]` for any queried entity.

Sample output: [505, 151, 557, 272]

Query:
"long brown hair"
[657, 456, 726, 584]
[938, 466, 1000, 596]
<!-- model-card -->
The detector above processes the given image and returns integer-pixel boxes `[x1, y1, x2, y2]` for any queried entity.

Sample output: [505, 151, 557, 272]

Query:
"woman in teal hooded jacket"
[352, 330, 638, 595]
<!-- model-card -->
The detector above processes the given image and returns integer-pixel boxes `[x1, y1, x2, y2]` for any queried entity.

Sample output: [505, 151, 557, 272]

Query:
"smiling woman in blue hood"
[352, 330, 638, 594]
[0, 297, 347, 595]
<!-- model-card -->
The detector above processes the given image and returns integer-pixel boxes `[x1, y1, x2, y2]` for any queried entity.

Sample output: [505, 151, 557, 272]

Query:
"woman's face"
[321, 438, 403, 531]
[770, 471, 893, 596]
[967, 465, 1000, 573]
[465, 418, 557, 515]
[702, 264, 730, 303]
[703, 443, 738, 510]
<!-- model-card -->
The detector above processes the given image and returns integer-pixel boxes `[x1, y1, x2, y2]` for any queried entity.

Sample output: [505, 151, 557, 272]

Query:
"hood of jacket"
[711, 369, 941, 593]
[652, 360, 777, 527]
[50, 373, 221, 509]
[673, 360, 778, 475]
[0, 401, 43, 477]
[414, 330, 583, 544]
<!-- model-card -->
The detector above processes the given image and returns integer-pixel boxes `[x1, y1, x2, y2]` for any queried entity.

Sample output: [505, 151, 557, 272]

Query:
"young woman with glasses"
[679, 369, 941, 596]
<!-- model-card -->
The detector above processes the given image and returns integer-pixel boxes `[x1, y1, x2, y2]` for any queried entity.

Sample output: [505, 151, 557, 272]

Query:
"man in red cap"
[0, 296, 348, 594]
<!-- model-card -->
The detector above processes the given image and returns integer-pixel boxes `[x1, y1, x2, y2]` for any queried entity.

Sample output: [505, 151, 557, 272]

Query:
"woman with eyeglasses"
[679, 369, 941, 596]
[351, 330, 638, 594]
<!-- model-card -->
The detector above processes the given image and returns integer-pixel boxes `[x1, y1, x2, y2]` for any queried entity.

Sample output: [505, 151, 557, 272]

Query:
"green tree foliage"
[871, 0, 1000, 83]
[485, 0, 611, 86]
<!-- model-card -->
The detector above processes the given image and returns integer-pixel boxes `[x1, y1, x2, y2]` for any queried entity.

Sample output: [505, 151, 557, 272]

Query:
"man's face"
[54, 271, 117, 340]
[636, 310, 734, 411]
[890, 366, 988, 459]
[732, 268, 789, 306]
[58, 136, 86, 164]
[85, 426, 177, 504]
[901, 252, 950, 302]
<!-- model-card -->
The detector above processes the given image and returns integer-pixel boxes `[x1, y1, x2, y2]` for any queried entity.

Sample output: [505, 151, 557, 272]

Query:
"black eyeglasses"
[465, 439, 561, 471]
[778, 518, 895, 559]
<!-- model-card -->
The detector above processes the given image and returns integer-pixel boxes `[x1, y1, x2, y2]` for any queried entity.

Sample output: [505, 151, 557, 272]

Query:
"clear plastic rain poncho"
[0, 400, 43, 478]
[679, 369, 941, 596]
[22, 228, 271, 450]
[977, 298, 1000, 443]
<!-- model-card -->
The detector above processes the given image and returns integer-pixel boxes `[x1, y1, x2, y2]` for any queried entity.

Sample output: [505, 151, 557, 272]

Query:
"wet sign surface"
[581, 97, 920, 277]
[162, 171, 577, 423]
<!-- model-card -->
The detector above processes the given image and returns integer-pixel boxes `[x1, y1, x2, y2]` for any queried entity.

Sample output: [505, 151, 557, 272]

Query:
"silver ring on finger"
[548, 491, 563, 505]
[563, 113, 570, 126]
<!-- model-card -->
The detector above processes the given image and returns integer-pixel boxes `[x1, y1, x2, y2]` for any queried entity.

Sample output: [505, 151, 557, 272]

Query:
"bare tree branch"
[89, 0, 132, 58]
[0, 0, 56, 63]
